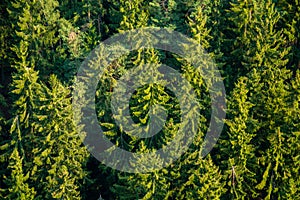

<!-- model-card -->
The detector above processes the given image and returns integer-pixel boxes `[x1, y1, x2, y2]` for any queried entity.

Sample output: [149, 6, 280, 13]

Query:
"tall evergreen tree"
[164, 2, 225, 198]
[29, 75, 89, 199]
[7, 38, 41, 198]
[96, 1, 169, 198]
[219, 75, 259, 199]
[223, 66, 299, 199]
[2, 116, 36, 200]
[107, 1, 226, 199]
[222, 0, 289, 89]
[218, 0, 299, 199]
[8, 0, 63, 79]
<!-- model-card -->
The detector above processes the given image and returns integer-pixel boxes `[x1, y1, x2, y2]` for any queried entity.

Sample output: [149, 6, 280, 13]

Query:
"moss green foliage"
[0, 0, 299, 199]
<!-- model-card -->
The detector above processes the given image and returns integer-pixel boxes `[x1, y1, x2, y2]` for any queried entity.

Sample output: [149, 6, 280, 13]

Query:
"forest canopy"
[0, 0, 299, 199]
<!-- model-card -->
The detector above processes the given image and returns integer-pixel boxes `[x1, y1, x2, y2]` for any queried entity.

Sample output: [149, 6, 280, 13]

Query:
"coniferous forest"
[0, 0, 299, 199]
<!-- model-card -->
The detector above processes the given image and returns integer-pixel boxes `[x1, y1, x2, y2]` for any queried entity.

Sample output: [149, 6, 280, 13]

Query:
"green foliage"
[222, 66, 299, 199]
[10, 40, 41, 128]
[217, 1, 299, 199]
[100, 2, 226, 199]
[3, 116, 36, 200]
[8, 0, 62, 78]
[0, 0, 12, 70]
[0, 84, 7, 133]
[220, 75, 260, 199]
[0, 0, 299, 199]
[276, 0, 300, 71]
[228, 0, 289, 72]
[30, 75, 89, 199]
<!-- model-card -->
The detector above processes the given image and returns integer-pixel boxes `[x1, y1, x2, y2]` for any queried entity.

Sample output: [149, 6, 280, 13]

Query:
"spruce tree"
[163, 2, 225, 199]
[8, 0, 89, 83]
[30, 75, 89, 199]
[218, 0, 299, 199]
[8, 0, 62, 79]
[108, 1, 226, 199]
[97, 1, 170, 198]
[2, 116, 36, 199]
[223, 66, 299, 199]
[219, 75, 259, 199]
[223, 0, 289, 88]
[6, 17, 90, 198]
[8, 39, 41, 198]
